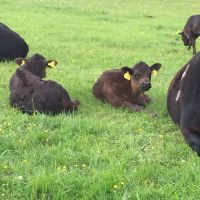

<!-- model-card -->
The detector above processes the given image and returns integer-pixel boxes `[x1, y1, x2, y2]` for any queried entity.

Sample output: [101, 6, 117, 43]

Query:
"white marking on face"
[181, 64, 190, 80]
[175, 90, 181, 101]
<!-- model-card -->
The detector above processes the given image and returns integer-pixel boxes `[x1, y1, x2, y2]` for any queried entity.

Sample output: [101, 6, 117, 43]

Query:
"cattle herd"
[1, 15, 200, 156]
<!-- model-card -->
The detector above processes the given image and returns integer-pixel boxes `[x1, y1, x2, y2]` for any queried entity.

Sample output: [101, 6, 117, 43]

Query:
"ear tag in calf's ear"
[152, 70, 158, 76]
[48, 61, 56, 68]
[124, 72, 131, 80]
[21, 60, 25, 66]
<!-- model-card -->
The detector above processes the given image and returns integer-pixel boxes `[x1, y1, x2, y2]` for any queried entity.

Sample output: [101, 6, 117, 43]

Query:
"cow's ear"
[121, 66, 133, 75]
[47, 60, 58, 68]
[179, 32, 183, 35]
[150, 63, 161, 72]
[121, 66, 133, 80]
[14, 57, 27, 66]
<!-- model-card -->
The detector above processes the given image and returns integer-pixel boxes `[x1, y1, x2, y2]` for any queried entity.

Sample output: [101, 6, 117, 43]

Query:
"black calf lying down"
[167, 52, 200, 156]
[0, 23, 29, 61]
[9, 54, 80, 115]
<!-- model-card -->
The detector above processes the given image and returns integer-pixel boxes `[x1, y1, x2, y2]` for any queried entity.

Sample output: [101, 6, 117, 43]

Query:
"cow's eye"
[134, 73, 140, 79]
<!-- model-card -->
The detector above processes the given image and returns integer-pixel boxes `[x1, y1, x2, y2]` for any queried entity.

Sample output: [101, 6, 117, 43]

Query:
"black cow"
[9, 54, 80, 115]
[167, 52, 200, 156]
[0, 23, 29, 61]
[179, 15, 200, 55]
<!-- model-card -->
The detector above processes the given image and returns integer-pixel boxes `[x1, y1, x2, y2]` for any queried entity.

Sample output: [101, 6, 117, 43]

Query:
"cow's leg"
[191, 38, 197, 55]
[107, 95, 142, 111]
[182, 127, 200, 156]
[187, 37, 192, 50]
[187, 43, 192, 50]
[111, 99, 143, 112]
[122, 101, 144, 111]
[106, 93, 144, 111]
[137, 93, 151, 106]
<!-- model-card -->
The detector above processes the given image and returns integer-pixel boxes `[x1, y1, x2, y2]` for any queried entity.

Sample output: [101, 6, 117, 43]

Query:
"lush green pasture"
[1, 0, 200, 199]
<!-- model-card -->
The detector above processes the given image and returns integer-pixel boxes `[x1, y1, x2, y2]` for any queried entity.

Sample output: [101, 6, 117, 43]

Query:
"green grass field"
[1, 0, 200, 199]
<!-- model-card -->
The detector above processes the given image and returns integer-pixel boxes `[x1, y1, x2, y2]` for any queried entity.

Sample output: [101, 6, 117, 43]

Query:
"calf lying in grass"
[9, 53, 80, 115]
[93, 62, 161, 111]
[0, 23, 29, 61]
[167, 52, 200, 156]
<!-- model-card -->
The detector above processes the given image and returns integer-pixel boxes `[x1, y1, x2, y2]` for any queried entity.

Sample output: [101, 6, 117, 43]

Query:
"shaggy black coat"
[9, 54, 80, 115]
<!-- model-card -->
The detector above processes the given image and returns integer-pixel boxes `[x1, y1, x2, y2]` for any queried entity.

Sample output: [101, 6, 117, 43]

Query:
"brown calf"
[92, 62, 161, 111]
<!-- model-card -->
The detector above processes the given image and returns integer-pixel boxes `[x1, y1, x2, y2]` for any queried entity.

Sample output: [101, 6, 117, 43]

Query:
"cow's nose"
[140, 82, 151, 91]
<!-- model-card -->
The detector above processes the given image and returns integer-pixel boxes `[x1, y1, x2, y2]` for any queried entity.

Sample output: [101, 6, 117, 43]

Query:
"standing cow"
[9, 53, 80, 115]
[167, 52, 200, 156]
[179, 15, 200, 55]
[0, 23, 29, 61]
[92, 61, 161, 111]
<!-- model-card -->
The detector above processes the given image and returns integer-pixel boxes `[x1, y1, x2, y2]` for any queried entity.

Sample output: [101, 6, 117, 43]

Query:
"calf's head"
[121, 62, 161, 93]
[14, 53, 58, 78]
[179, 32, 189, 46]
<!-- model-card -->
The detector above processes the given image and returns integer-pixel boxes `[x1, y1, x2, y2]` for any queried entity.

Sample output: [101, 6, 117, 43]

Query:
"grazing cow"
[167, 52, 200, 156]
[179, 15, 200, 55]
[9, 54, 80, 115]
[0, 23, 29, 61]
[92, 62, 161, 111]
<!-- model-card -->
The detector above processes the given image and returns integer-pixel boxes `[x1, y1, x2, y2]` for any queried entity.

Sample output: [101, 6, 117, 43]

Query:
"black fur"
[0, 23, 29, 61]
[167, 52, 200, 155]
[9, 54, 80, 115]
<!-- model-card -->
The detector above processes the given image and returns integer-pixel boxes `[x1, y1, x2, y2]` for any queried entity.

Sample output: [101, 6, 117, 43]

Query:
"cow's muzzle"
[140, 82, 151, 91]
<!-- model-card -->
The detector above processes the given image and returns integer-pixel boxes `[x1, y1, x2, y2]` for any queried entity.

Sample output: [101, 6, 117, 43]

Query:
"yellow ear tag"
[48, 61, 56, 68]
[124, 72, 131, 80]
[152, 70, 158, 76]
[21, 60, 25, 66]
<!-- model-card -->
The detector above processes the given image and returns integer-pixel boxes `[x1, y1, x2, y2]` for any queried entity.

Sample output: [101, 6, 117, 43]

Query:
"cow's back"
[0, 23, 29, 61]
[9, 73, 25, 106]
[185, 15, 200, 35]
[31, 80, 73, 114]
[92, 69, 122, 101]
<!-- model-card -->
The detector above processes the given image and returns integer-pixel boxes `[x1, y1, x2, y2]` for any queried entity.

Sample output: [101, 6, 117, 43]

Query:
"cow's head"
[14, 53, 58, 78]
[121, 62, 161, 93]
[179, 32, 189, 46]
